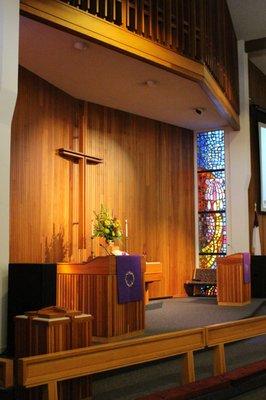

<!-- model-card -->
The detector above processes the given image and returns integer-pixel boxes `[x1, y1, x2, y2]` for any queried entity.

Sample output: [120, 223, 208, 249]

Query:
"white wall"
[0, 0, 19, 351]
[226, 40, 251, 254]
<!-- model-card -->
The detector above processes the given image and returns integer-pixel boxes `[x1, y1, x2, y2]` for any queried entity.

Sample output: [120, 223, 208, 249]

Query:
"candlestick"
[90, 236, 94, 258]
[125, 219, 128, 238]
[91, 219, 94, 258]
[91, 219, 94, 237]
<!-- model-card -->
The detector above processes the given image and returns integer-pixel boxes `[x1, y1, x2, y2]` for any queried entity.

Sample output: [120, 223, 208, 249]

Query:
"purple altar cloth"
[243, 252, 251, 284]
[116, 255, 142, 304]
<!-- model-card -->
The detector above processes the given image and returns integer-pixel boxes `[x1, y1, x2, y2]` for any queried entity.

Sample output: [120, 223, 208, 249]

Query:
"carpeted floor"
[144, 297, 266, 335]
[230, 385, 266, 399]
[92, 297, 266, 399]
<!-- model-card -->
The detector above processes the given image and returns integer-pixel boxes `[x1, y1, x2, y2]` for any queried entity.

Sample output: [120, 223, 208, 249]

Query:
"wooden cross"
[58, 147, 103, 250]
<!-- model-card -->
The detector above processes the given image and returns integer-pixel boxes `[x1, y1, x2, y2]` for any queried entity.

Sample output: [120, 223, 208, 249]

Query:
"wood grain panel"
[10, 67, 75, 263]
[248, 61, 266, 255]
[0, 358, 13, 388]
[10, 67, 195, 297]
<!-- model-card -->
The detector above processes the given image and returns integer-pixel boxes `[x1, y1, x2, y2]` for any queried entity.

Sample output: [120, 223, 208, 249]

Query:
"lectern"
[57, 255, 146, 341]
[217, 253, 251, 306]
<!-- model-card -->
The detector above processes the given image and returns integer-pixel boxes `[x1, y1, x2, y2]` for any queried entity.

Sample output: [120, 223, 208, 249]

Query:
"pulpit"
[57, 256, 146, 341]
[217, 253, 251, 306]
[8, 257, 146, 352]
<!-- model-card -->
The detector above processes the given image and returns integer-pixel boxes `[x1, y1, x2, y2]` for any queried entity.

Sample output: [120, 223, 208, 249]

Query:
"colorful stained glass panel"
[197, 130, 227, 270]
[198, 212, 227, 254]
[199, 254, 225, 269]
[197, 130, 225, 171]
[198, 170, 226, 212]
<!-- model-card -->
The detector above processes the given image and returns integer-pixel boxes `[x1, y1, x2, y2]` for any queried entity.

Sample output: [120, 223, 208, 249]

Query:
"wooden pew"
[18, 327, 205, 400]
[205, 316, 266, 375]
[0, 358, 13, 388]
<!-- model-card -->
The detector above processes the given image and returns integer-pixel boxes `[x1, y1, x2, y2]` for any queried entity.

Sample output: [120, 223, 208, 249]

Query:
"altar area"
[7, 256, 163, 353]
[4, 259, 266, 400]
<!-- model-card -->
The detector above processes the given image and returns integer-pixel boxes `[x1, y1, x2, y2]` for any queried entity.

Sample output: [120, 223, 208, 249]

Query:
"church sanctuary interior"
[1, 0, 266, 399]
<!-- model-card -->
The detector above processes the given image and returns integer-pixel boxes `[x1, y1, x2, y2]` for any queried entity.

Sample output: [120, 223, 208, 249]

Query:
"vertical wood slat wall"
[10, 67, 195, 297]
[58, 0, 239, 114]
[248, 61, 266, 255]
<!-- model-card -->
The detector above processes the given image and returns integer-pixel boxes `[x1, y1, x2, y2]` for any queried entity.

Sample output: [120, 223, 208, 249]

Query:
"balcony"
[20, 0, 240, 130]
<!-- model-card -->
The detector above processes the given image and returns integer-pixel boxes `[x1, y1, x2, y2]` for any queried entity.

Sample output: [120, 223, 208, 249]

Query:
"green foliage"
[93, 205, 122, 244]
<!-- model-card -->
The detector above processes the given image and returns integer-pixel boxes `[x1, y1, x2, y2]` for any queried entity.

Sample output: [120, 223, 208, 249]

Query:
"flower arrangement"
[92, 205, 122, 244]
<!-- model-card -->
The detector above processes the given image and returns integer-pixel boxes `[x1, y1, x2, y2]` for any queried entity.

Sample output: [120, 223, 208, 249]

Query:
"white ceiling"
[227, 0, 266, 74]
[19, 16, 226, 132]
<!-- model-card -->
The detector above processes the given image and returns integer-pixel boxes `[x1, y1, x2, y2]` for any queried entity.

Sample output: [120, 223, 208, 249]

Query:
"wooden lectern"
[57, 256, 146, 341]
[217, 253, 251, 306]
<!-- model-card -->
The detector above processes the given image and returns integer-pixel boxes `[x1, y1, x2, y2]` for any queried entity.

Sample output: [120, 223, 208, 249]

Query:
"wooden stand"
[144, 262, 162, 304]
[14, 308, 92, 400]
[217, 253, 251, 306]
[15, 312, 92, 357]
[57, 256, 146, 342]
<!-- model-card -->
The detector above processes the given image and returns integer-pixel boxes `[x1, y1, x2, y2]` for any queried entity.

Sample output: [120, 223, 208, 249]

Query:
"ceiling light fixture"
[145, 80, 157, 87]
[193, 107, 206, 116]
[73, 41, 88, 51]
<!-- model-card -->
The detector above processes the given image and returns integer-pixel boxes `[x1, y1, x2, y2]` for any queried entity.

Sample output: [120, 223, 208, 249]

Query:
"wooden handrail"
[205, 315, 266, 346]
[205, 316, 266, 375]
[18, 327, 205, 388]
[17, 316, 266, 400]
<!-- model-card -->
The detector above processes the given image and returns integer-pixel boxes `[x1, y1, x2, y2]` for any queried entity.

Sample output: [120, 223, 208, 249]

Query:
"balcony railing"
[59, 0, 239, 114]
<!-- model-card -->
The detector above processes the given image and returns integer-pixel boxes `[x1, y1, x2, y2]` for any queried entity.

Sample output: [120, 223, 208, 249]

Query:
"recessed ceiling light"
[73, 41, 88, 51]
[193, 107, 206, 115]
[145, 80, 157, 87]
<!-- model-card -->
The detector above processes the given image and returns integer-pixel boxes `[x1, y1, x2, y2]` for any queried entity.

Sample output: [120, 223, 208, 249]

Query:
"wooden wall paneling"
[85, 102, 195, 297]
[10, 67, 74, 263]
[11, 68, 195, 297]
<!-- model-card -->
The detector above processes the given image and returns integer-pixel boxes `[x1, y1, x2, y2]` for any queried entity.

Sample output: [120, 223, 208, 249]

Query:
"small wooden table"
[144, 262, 163, 304]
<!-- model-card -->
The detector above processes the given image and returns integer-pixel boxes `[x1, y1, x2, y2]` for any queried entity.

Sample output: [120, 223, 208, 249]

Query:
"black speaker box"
[7, 263, 57, 355]
[251, 256, 266, 298]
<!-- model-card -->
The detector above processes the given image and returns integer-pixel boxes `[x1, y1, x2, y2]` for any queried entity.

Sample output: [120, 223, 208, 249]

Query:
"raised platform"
[145, 297, 266, 335]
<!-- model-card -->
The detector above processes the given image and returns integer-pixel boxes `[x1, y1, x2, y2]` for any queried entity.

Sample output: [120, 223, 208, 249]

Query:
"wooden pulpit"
[57, 256, 146, 341]
[217, 253, 251, 306]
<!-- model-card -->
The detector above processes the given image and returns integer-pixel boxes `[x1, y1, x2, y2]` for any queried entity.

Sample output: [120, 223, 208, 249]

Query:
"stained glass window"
[197, 130, 227, 269]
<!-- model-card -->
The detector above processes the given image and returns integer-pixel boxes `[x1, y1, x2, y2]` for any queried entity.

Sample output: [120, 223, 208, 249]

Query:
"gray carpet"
[144, 297, 265, 335]
[93, 297, 266, 400]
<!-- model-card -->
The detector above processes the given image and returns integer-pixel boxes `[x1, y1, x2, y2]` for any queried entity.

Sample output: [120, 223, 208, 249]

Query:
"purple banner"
[116, 255, 142, 304]
[243, 252, 251, 284]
